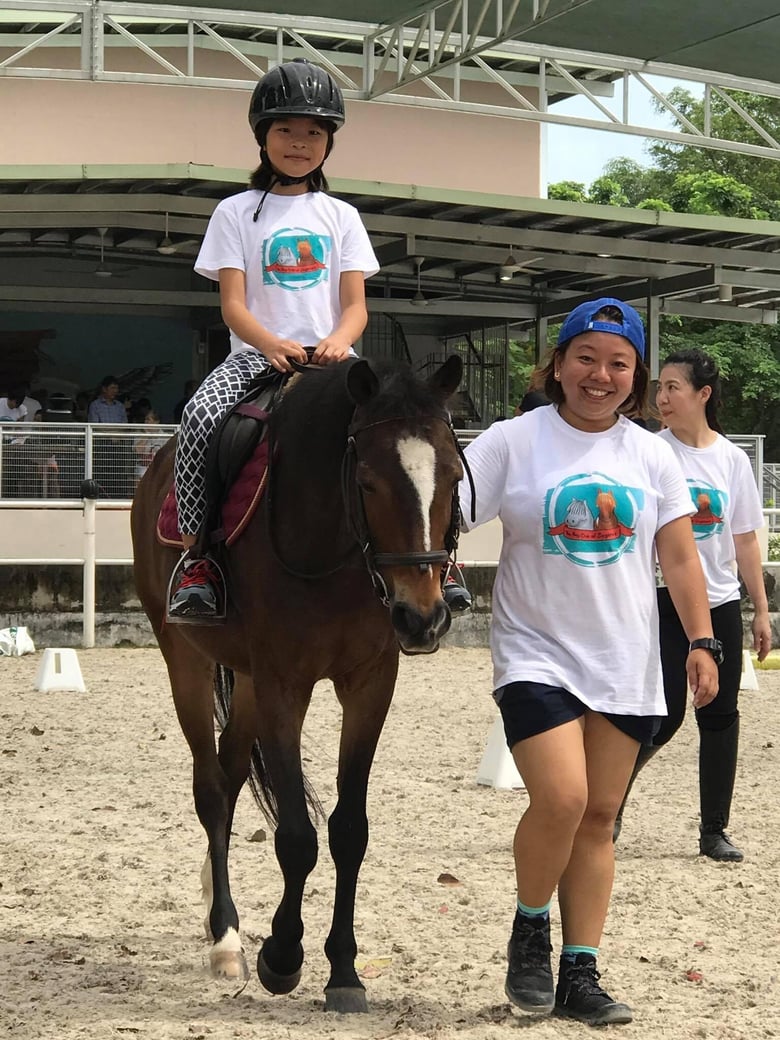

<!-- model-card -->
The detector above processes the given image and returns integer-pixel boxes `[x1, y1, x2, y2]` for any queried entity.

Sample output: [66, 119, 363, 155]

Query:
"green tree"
[636, 198, 673, 211]
[599, 158, 671, 206]
[586, 176, 629, 207]
[659, 321, 780, 451]
[667, 171, 770, 219]
[547, 180, 587, 202]
[507, 336, 539, 407]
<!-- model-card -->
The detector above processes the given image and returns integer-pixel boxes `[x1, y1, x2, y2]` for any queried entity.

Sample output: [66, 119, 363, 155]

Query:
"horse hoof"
[324, 986, 369, 1013]
[210, 948, 249, 980]
[210, 928, 248, 980]
[257, 949, 302, 995]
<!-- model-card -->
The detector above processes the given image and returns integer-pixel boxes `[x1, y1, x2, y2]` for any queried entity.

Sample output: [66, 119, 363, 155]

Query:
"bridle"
[266, 400, 475, 607]
[342, 411, 472, 606]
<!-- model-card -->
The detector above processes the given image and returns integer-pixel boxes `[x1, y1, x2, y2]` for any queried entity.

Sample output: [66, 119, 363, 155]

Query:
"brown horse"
[131, 355, 463, 1012]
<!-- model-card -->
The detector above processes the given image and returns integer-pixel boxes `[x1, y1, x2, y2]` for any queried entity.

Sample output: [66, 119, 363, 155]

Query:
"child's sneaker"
[167, 553, 225, 623]
[442, 565, 472, 614]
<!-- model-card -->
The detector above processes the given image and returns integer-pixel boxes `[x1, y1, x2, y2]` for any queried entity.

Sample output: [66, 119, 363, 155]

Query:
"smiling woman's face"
[556, 330, 637, 433]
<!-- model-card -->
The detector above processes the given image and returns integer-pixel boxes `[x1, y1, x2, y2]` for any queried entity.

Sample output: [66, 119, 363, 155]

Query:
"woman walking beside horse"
[460, 298, 720, 1024]
[169, 58, 378, 621]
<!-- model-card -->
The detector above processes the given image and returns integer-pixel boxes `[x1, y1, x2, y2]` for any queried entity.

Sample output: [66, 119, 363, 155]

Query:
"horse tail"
[212, 664, 324, 826]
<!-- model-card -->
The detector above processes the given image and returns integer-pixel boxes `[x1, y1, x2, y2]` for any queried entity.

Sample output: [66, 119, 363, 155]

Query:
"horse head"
[345, 355, 463, 655]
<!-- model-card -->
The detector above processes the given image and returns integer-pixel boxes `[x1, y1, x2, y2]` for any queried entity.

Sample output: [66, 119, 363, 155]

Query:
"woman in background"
[615, 349, 770, 861]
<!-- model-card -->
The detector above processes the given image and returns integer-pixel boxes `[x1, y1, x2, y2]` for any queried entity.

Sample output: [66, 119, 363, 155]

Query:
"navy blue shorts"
[494, 681, 662, 749]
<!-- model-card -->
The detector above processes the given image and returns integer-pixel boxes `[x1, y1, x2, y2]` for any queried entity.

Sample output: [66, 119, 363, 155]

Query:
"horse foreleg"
[200, 671, 259, 976]
[162, 635, 248, 981]
[324, 651, 399, 1013]
[254, 693, 318, 996]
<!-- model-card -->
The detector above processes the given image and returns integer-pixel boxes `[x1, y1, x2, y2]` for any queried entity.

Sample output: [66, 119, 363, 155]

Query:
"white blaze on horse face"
[396, 435, 437, 553]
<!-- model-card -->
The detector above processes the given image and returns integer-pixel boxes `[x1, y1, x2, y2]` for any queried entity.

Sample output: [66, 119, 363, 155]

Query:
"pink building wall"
[1, 59, 541, 196]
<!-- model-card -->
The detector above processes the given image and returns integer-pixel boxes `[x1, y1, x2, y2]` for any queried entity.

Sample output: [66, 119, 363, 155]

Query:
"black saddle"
[200, 367, 285, 549]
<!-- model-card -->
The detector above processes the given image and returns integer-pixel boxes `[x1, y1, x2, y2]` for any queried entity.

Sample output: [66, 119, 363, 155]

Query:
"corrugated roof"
[2, 166, 780, 325]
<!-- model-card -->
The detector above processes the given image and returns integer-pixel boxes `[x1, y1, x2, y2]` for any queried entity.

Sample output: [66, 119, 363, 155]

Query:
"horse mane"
[271, 358, 443, 459]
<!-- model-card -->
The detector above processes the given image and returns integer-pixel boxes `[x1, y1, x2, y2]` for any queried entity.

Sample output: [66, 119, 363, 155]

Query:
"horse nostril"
[391, 602, 423, 637]
[392, 600, 451, 644]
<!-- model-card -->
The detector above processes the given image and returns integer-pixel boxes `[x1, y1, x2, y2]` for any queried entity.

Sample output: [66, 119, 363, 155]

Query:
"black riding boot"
[612, 744, 659, 843]
[699, 718, 743, 862]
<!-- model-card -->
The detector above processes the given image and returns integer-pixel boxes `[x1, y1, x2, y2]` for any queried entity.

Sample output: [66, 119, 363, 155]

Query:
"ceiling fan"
[409, 256, 466, 308]
[498, 249, 545, 282]
[157, 211, 201, 256]
[93, 227, 137, 278]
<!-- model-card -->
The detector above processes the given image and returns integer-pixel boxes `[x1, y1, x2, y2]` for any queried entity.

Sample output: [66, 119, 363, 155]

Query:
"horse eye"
[356, 463, 376, 494]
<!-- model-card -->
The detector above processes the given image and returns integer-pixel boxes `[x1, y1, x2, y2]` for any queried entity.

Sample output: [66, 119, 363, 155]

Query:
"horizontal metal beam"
[0, 191, 218, 216]
[0, 284, 217, 305]
[367, 298, 535, 318]
[361, 211, 780, 272]
[660, 299, 779, 324]
[0, 210, 208, 234]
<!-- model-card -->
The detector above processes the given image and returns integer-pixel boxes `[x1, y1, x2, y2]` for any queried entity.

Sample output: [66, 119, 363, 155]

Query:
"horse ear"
[346, 359, 380, 406]
[427, 355, 462, 399]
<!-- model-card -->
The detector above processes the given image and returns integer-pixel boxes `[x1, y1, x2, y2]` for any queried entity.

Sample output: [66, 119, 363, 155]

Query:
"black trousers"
[654, 587, 742, 746]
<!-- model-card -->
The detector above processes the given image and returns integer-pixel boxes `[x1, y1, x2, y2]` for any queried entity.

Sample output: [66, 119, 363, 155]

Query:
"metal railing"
[0, 421, 177, 501]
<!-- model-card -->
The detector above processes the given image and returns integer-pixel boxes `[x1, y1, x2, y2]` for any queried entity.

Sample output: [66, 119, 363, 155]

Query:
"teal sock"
[561, 944, 598, 964]
[516, 898, 552, 921]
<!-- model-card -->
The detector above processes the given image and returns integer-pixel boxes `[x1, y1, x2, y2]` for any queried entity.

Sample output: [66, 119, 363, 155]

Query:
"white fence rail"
[0, 498, 132, 648]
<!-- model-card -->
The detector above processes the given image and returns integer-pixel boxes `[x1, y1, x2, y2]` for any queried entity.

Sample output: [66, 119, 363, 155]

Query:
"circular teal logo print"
[262, 227, 331, 291]
[543, 472, 643, 567]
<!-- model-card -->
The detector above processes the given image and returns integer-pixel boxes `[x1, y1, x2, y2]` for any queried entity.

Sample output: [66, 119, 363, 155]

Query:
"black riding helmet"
[248, 58, 345, 140]
[248, 60, 345, 216]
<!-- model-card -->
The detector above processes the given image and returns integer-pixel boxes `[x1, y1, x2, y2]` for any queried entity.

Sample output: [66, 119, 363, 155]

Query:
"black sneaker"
[505, 914, 554, 1013]
[700, 828, 744, 862]
[555, 955, 633, 1025]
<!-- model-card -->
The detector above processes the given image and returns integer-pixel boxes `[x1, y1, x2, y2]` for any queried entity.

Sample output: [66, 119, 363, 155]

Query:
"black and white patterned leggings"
[174, 349, 269, 535]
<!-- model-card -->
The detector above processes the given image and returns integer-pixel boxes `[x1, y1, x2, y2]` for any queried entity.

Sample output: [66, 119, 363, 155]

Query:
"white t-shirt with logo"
[459, 406, 693, 716]
[195, 190, 379, 354]
[657, 429, 764, 608]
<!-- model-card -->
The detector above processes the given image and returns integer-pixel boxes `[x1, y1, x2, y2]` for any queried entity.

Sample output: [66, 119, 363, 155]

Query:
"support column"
[534, 315, 548, 366]
[646, 294, 661, 381]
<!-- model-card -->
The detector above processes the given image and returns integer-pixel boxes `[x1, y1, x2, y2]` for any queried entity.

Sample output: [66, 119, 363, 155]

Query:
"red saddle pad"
[157, 440, 269, 549]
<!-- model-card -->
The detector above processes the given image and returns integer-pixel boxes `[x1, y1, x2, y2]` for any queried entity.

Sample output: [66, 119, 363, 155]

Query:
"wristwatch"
[688, 638, 724, 665]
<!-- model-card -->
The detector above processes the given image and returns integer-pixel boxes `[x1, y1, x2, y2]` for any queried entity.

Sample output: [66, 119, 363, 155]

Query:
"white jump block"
[476, 716, 525, 790]
[35, 648, 86, 693]
[740, 650, 759, 692]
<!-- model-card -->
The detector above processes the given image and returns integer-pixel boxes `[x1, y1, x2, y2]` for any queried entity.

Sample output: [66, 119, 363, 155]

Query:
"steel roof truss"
[3, 1, 780, 161]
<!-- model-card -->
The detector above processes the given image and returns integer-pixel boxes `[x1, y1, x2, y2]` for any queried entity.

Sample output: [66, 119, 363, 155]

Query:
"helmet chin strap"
[252, 148, 323, 222]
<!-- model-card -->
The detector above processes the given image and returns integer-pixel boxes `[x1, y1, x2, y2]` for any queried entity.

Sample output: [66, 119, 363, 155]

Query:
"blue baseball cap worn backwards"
[557, 297, 646, 360]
